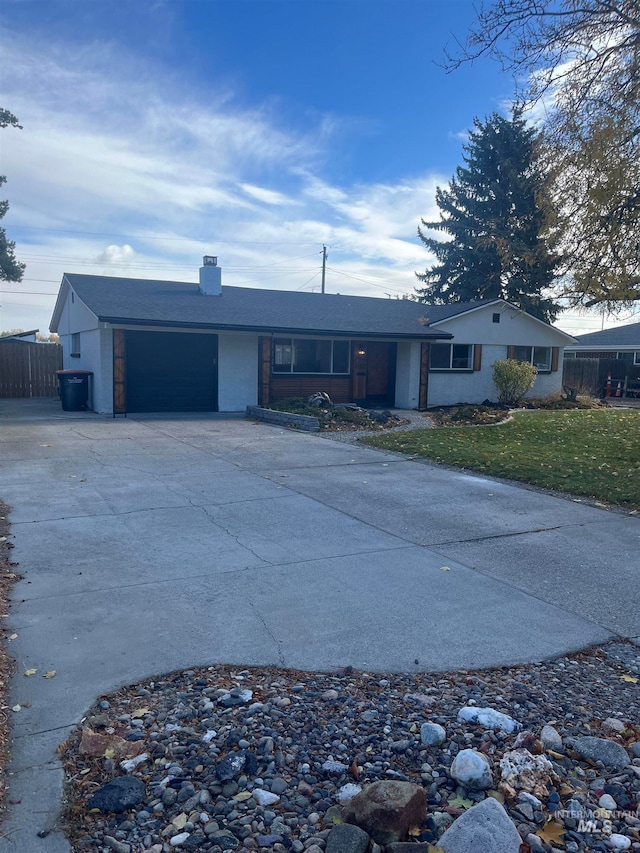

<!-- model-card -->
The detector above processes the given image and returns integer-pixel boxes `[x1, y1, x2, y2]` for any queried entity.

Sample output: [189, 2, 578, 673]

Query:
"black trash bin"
[57, 370, 93, 411]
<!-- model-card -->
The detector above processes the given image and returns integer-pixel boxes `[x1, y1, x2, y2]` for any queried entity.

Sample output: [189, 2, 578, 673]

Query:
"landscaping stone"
[540, 724, 563, 751]
[342, 781, 427, 845]
[450, 749, 493, 791]
[571, 736, 630, 771]
[325, 823, 370, 853]
[456, 706, 520, 733]
[87, 776, 146, 813]
[438, 798, 522, 853]
[420, 723, 446, 746]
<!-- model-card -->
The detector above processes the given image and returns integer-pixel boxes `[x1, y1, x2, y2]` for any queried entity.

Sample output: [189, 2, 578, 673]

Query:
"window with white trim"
[273, 338, 351, 374]
[513, 345, 551, 371]
[71, 332, 81, 358]
[430, 343, 474, 370]
[634, 351, 640, 365]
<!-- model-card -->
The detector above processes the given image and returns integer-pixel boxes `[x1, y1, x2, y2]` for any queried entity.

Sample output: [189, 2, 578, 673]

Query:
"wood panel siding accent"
[0, 340, 62, 397]
[507, 345, 515, 359]
[259, 336, 271, 407]
[473, 344, 482, 372]
[551, 347, 559, 372]
[113, 329, 126, 414]
[419, 342, 429, 410]
[270, 376, 351, 403]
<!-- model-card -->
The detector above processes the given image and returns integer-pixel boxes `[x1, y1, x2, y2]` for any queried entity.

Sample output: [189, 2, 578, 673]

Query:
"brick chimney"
[199, 256, 222, 296]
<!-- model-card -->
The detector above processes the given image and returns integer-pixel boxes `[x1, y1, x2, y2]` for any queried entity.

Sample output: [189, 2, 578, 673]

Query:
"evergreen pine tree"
[0, 108, 25, 283]
[416, 111, 560, 322]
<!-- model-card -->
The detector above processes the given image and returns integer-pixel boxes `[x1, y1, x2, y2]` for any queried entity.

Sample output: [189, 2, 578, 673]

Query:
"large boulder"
[342, 780, 427, 845]
[439, 797, 521, 853]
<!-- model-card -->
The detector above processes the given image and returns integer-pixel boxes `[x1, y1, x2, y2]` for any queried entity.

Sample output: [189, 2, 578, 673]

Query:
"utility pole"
[321, 245, 327, 294]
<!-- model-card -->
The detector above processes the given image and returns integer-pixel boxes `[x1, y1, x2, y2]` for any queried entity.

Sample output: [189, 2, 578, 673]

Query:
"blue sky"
[0, 0, 633, 335]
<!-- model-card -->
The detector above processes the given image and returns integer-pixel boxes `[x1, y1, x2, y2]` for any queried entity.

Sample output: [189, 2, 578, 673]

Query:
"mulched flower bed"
[58, 642, 639, 852]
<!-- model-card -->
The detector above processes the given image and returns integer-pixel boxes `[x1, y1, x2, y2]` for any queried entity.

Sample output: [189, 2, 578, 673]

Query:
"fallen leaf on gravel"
[537, 822, 565, 843]
[349, 759, 359, 780]
[44, 671, 56, 679]
[621, 674, 638, 683]
[232, 792, 252, 802]
[131, 707, 149, 718]
[448, 795, 473, 810]
[24, 668, 37, 676]
[11, 705, 21, 713]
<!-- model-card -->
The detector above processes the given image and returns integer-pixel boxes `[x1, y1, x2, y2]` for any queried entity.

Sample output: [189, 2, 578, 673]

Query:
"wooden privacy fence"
[0, 340, 63, 398]
[563, 356, 640, 397]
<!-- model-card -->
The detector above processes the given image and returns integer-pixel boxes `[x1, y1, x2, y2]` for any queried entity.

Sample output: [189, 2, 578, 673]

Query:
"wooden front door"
[352, 341, 397, 405]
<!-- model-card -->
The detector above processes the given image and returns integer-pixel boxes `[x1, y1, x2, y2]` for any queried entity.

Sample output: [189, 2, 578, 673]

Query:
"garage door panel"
[125, 331, 218, 413]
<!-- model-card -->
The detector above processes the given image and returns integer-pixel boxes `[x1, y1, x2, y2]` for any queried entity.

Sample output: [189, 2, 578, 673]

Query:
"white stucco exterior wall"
[425, 304, 569, 407]
[395, 341, 421, 409]
[217, 333, 258, 411]
[54, 288, 116, 413]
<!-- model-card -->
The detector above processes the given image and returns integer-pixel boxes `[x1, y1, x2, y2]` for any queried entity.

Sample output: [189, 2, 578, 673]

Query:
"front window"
[634, 352, 640, 365]
[513, 345, 551, 371]
[273, 338, 351, 374]
[430, 343, 473, 370]
[71, 332, 81, 358]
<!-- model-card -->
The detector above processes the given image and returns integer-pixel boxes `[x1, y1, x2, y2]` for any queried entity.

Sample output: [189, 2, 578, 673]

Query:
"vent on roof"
[200, 256, 222, 296]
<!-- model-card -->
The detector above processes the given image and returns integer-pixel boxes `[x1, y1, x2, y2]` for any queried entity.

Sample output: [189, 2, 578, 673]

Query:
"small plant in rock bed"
[525, 394, 602, 411]
[429, 405, 510, 427]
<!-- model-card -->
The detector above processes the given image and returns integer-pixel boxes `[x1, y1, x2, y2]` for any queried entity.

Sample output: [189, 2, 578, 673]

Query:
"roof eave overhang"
[97, 316, 453, 340]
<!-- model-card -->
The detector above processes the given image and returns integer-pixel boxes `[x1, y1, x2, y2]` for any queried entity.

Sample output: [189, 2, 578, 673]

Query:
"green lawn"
[363, 409, 640, 509]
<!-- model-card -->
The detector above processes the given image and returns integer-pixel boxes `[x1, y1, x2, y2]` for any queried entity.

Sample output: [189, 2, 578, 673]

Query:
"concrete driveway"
[1, 398, 638, 852]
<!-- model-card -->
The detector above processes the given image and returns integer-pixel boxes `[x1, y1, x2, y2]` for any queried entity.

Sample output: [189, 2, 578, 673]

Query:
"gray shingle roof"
[570, 321, 640, 348]
[53, 273, 506, 339]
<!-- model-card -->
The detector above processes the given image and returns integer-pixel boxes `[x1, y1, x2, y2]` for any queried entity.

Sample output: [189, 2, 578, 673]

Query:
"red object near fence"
[605, 372, 612, 397]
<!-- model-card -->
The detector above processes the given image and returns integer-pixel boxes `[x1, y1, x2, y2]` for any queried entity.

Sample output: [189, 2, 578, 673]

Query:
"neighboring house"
[564, 321, 640, 365]
[0, 329, 39, 342]
[49, 257, 575, 415]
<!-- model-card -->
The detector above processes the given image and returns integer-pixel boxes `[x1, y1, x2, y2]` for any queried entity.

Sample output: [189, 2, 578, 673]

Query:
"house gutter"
[96, 316, 453, 340]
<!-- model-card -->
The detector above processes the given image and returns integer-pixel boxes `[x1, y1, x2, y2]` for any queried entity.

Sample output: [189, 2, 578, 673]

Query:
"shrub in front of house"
[492, 359, 538, 406]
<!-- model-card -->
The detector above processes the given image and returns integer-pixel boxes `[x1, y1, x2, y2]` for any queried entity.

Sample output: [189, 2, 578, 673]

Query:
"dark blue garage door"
[124, 331, 218, 413]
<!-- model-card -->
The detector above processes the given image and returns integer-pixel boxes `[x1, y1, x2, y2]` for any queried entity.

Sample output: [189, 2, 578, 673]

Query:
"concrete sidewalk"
[0, 401, 638, 852]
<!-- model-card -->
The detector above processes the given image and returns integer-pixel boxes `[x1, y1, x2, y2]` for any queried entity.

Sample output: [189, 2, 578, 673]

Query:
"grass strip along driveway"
[364, 409, 640, 510]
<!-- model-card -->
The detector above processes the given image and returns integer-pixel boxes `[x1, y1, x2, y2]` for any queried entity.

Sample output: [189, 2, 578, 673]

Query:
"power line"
[295, 271, 322, 291]
[8, 224, 321, 245]
[326, 266, 410, 294]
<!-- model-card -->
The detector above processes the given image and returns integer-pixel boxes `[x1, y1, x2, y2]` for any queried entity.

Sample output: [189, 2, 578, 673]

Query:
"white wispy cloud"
[0, 24, 447, 332]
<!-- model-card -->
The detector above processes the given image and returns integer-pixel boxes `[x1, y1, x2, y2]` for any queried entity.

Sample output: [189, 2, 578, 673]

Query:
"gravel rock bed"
[59, 642, 639, 853]
[318, 411, 434, 444]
